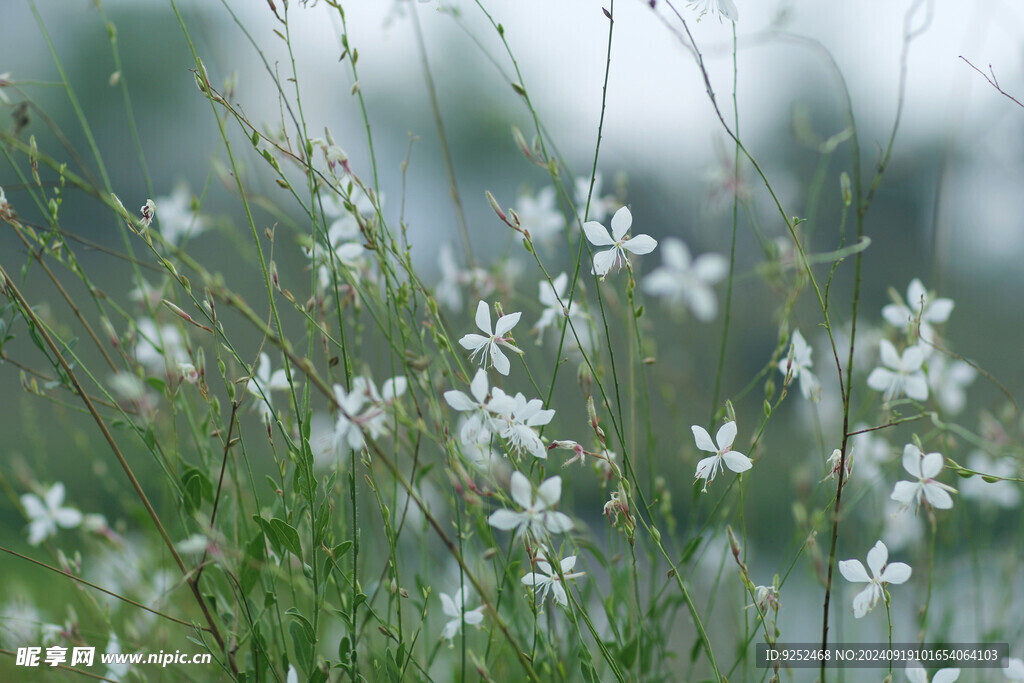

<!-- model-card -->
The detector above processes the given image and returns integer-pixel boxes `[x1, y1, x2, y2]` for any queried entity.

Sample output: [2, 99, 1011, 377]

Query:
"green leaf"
[618, 635, 638, 669]
[289, 620, 313, 674]
[271, 517, 303, 559]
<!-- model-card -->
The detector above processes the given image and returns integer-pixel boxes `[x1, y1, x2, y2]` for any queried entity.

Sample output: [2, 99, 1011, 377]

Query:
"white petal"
[694, 455, 721, 481]
[922, 483, 954, 510]
[45, 483, 66, 509]
[905, 662, 929, 683]
[687, 286, 718, 321]
[536, 476, 562, 508]
[487, 509, 524, 531]
[925, 298, 954, 323]
[582, 221, 614, 247]
[931, 669, 960, 683]
[902, 444, 922, 476]
[474, 300, 491, 334]
[718, 0, 738, 20]
[904, 373, 929, 401]
[722, 451, 752, 473]
[866, 541, 888, 577]
[560, 556, 578, 572]
[919, 452, 944, 479]
[592, 249, 619, 277]
[715, 421, 737, 450]
[838, 559, 870, 583]
[20, 494, 46, 519]
[882, 303, 909, 327]
[691, 425, 716, 453]
[494, 311, 522, 337]
[851, 584, 879, 618]
[509, 471, 533, 508]
[53, 508, 83, 528]
[490, 344, 511, 376]
[462, 609, 484, 627]
[551, 582, 568, 607]
[891, 481, 920, 506]
[444, 390, 476, 412]
[469, 369, 489, 402]
[441, 619, 460, 641]
[693, 253, 728, 282]
[867, 368, 894, 392]
[906, 279, 926, 310]
[902, 346, 925, 371]
[621, 234, 657, 255]
[879, 561, 912, 585]
[609, 206, 632, 241]
[459, 333, 488, 352]
[878, 339, 900, 369]
[440, 592, 458, 618]
[544, 511, 574, 534]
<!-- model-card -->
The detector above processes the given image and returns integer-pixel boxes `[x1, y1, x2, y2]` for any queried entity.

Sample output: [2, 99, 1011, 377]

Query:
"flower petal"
[879, 561, 912, 585]
[922, 483, 954, 510]
[487, 509, 524, 531]
[722, 450, 752, 473]
[610, 206, 632, 241]
[904, 373, 929, 401]
[902, 444, 922, 476]
[691, 425, 716, 453]
[470, 368, 489, 402]
[592, 248, 619, 277]
[866, 541, 888, 577]
[536, 476, 562, 508]
[490, 344, 511, 376]
[494, 311, 522, 337]
[459, 333, 488, 352]
[715, 421, 737, 451]
[851, 584, 878, 618]
[474, 300, 491, 334]
[867, 368, 894, 392]
[878, 339, 900, 369]
[838, 559, 870, 583]
[582, 221, 614, 247]
[891, 481, 920, 506]
[440, 592, 458, 618]
[544, 511, 574, 534]
[463, 610, 484, 627]
[905, 662, 929, 683]
[621, 234, 658, 255]
[930, 669, 960, 683]
[444, 390, 475, 412]
[509, 471, 533, 509]
[919, 452, 944, 479]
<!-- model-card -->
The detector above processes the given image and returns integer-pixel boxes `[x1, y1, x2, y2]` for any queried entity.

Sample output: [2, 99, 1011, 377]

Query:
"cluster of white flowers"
[308, 187, 379, 292]
[327, 374, 407, 453]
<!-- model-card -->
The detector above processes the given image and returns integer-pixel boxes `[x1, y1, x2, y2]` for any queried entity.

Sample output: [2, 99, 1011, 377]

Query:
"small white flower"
[331, 382, 369, 452]
[838, 540, 911, 618]
[891, 444, 957, 513]
[178, 362, 199, 384]
[21, 483, 83, 545]
[692, 421, 752, 490]
[778, 329, 821, 402]
[582, 207, 658, 279]
[927, 354, 976, 415]
[134, 318, 187, 373]
[444, 369, 492, 444]
[459, 300, 523, 376]
[642, 237, 727, 321]
[882, 278, 953, 348]
[515, 187, 564, 245]
[688, 0, 739, 21]
[439, 587, 484, 642]
[248, 353, 290, 421]
[905, 659, 960, 683]
[866, 339, 928, 402]
[488, 471, 573, 537]
[155, 185, 205, 245]
[522, 553, 584, 608]
[534, 272, 588, 344]
[355, 375, 407, 439]
[486, 389, 555, 460]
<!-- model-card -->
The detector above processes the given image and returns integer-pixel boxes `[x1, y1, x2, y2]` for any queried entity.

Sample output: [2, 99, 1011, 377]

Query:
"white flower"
[178, 362, 199, 384]
[778, 329, 821, 402]
[515, 187, 563, 245]
[866, 340, 928, 401]
[354, 375, 407, 439]
[248, 353, 290, 421]
[331, 382, 369, 452]
[486, 389, 555, 460]
[891, 444, 957, 513]
[522, 553, 584, 608]
[439, 587, 484, 641]
[927, 354, 975, 415]
[139, 199, 156, 228]
[838, 540, 911, 618]
[444, 369, 492, 444]
[692, 421, 752, 490]
[155, 185, 205, 245]
[882, 279, 953, 348]
[959, 451, 1019, 509]
[487, 471, 573, 537]
[134, 318, 187, 373]
[688, 0, 738, 21]
[534, 273, 587, 344]
[21, 483, 83, 545]
[642, 238, 727, 321]
[459, 300, 523, 376]
[906, 660, 959, 683]
[582, 207, 658, 279]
